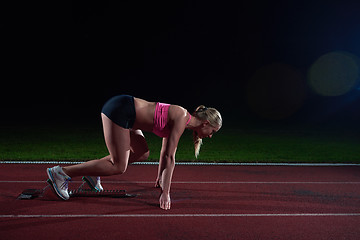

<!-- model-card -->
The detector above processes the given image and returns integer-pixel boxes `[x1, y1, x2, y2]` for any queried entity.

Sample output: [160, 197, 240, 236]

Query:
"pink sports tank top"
[152, 102, 191, 138]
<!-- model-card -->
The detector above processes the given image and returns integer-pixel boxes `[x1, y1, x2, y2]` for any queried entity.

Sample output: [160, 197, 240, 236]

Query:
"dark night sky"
[2, 0, 360, 127]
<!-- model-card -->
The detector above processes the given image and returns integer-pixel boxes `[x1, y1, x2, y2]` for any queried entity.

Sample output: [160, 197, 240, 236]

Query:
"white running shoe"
[83, 176, 103, 191]
[47, 166, 71, 200]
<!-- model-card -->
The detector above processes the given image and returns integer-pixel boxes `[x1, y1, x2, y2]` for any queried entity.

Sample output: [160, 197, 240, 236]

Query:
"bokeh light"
[247, 63, 306, 120]
[308, 51, 360, 96]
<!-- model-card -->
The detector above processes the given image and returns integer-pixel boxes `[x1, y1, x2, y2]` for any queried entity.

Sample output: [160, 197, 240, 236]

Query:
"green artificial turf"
[0, 123, 359, 163]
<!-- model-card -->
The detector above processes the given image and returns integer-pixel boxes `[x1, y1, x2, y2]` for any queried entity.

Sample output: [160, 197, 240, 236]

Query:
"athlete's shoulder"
[169, 105, 187, 117]
[168, 105, 189, 128]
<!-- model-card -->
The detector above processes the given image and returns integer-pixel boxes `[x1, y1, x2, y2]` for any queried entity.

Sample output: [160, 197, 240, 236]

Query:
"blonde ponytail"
[192, 105, 222, 158]
[193, 130, 203, 159]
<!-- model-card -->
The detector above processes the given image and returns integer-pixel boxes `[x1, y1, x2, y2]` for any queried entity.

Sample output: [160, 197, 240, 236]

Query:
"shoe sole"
[47, 168, 69, 200]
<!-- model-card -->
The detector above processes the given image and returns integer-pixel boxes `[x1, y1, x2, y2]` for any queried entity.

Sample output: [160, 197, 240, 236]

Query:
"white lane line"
[1, 213, 360, 218]
[1, 161, 360, 166]
[1, 180, 360, 184]
[115, 181, 360, 184]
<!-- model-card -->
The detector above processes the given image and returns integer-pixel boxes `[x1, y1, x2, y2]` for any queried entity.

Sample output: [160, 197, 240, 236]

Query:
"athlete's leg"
[62, 114, 131, 178]
[129, 129, 150, 164]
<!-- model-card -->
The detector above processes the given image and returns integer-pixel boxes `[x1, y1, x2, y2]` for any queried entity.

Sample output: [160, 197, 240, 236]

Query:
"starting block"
[17, 177, 136, 200]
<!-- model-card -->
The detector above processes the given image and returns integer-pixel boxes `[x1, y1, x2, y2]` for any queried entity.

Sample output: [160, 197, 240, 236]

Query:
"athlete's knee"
[110, 157, 128, 175]
[139, 142, 149, 159]
[139, 150, 150, 162]
[114, 164, 127, 175]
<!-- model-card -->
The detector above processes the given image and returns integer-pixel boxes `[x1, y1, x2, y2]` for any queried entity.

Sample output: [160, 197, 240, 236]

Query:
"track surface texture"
[0, 163, 359, 240]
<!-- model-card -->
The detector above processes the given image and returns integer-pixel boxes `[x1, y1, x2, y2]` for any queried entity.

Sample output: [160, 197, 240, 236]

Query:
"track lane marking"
[1, 213, 360, 218]
[1, 180, 360, 184]
[1, 161, 360, 166]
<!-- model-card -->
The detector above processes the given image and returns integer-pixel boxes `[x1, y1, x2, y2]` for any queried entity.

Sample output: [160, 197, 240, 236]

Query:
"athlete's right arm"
[157, 119, 185, 210]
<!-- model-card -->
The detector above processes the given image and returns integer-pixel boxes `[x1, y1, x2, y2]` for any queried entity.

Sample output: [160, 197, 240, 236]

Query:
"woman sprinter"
[47, 95, 222, 210]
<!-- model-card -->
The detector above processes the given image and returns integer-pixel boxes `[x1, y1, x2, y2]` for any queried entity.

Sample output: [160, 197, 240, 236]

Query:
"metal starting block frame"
[68, 179, 135, 198]
[50, 178, 136, 198]
[17, 178, 136, 200]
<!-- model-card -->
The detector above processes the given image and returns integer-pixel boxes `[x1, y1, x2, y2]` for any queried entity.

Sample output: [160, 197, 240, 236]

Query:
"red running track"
[0, 163, 360, 240]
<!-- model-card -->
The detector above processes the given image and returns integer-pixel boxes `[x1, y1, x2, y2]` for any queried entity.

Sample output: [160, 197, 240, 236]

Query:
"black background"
[2, 0, 360, 128]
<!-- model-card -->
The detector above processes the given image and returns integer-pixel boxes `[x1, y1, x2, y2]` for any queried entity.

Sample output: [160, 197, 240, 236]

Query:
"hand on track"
[159, 192, 171, 210]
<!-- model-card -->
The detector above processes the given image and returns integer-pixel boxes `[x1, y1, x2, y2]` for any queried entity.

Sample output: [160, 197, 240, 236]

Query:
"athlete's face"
[197, 121, 220, 139]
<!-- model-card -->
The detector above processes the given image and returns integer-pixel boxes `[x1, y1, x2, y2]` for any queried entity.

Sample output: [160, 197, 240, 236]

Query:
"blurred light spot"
[247, 63, 306, 120]
[308, 51, 359, 96]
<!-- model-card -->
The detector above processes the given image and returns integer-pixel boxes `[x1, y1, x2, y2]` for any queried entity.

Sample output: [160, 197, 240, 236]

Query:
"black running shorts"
[101, 95, 136, 129]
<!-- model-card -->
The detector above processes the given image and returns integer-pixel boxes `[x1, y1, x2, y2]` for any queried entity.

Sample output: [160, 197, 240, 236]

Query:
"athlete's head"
[192, 105, 222, 158]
